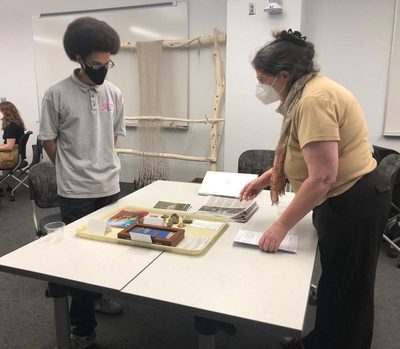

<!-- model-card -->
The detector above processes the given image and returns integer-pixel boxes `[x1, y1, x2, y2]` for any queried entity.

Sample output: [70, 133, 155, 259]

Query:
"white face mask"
[255, 76, 280, 105]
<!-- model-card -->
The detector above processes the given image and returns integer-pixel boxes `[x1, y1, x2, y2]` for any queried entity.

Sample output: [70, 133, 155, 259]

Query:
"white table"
[0, 198, 163, 348]
[0, 180, 318, 348]
[121, 181, 318, 347]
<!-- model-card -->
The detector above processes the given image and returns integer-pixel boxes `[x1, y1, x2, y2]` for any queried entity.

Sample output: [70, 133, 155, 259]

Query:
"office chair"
[238, 149, 275, 176]
[372, 145, 399, 165]
[30, 137, 43, 167]
[0, 130, 33, 201]
[28, 161, 62, 238]
[383, 214, 400, 268]
[3, 137, 43, 200]
[238, 149, 292, 191]
[379, 154, 400, 267]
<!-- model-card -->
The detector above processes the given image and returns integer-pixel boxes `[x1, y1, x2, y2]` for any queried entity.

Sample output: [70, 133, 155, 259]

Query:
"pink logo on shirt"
[101, 102, 114, 112]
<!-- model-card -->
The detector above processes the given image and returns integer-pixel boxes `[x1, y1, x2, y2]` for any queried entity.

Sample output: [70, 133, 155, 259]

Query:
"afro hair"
[63, 17, 120, 61]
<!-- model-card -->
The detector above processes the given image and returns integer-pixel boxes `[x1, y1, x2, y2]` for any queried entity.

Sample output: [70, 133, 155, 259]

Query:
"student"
[38, 17, 126, 348]
[0, 101, 25, 168]
[240, 29, 392, 349]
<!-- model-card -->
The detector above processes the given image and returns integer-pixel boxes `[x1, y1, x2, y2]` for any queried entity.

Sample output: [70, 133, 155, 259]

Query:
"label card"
[143, 216, 165, 226]
[88, 219, 108, 236]
[129, 232, 153, 243]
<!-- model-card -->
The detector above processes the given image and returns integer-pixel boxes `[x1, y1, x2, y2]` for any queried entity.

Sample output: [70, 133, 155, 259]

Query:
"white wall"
[224, 0, 400, 173]
[118, 0, 227, 182]
[0, 0, 226, 183]
[1, 0, 399, 182]
[301, 0, 400, 151]
[224, 0, 303, 172]
[0, 0, 141, 138]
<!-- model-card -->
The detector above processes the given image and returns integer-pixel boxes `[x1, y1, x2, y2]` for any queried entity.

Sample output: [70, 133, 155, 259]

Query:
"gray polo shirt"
[39, 70, 126, 198]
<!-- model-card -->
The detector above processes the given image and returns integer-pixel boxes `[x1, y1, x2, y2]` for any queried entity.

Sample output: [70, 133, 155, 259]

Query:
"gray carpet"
[0, 184, 399, 349]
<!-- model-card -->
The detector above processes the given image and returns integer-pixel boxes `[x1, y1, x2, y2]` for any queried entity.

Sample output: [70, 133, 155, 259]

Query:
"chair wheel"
[45, 288, 51, 298]
[308, 291, 317, 306]
[388, 248, 398, 259]
[9, 195, 15, 202]
[397, 260, 400, 268]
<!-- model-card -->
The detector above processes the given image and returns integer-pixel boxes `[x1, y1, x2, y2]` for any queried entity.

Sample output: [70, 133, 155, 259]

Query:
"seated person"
[0, 101, 25, 168]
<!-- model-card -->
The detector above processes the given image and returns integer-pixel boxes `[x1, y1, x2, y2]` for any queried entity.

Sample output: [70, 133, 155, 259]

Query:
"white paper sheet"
[234, 230, 299, 253]
[198, 171, 257, 198]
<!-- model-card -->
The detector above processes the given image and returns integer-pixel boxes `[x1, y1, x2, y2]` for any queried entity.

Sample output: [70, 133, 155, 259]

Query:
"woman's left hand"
[258, 221, 289, 252]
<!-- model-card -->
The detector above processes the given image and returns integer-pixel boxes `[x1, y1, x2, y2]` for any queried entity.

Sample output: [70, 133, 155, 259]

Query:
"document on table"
[234, 229, 299, 253]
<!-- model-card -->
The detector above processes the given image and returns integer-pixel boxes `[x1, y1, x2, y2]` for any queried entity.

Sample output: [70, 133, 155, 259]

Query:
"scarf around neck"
[269, 73, 316, 205]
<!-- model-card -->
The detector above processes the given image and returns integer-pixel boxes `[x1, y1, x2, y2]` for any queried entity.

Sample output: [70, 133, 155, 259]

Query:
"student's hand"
[258, 221, 288, 252]
[240, 172, 271, 201]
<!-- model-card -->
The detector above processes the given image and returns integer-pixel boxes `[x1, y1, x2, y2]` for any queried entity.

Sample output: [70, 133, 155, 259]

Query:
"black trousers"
[55, 192, 120, 336]
[302, 168, 392, 349]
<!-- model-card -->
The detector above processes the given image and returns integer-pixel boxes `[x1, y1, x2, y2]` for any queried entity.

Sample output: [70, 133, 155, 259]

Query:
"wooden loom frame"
[115, 29, 226, 171]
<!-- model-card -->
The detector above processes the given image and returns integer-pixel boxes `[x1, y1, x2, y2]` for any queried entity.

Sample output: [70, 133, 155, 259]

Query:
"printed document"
[197, 196, 258, 223]
[234, 229, 299, 253]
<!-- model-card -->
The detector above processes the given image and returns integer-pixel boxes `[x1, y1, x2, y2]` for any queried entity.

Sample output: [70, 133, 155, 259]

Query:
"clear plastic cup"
[44, 221, 65, 242]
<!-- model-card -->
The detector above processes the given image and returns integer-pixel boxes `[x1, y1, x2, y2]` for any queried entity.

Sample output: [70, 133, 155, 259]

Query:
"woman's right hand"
[240, 171, 271, 201]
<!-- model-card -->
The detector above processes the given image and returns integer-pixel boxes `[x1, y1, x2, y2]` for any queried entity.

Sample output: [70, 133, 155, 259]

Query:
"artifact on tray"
[117, 222, 185, 247]
[107, 209, 149, 228]
[182, 217, 193, 224]
[169, 213, 180, 224]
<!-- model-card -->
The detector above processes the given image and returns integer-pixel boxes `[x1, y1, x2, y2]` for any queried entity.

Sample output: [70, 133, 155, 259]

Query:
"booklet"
[197, 196, 258, 223]
[153, 200, 191, 211]
[233, 229, 299, 253]
[107, 209, 148, 228]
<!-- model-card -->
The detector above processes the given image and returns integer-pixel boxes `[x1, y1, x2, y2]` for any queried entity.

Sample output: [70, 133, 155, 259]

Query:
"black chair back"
[238, 149, 275, 176]
[18, 131, 33, 161]
[28, 162, 59, 209]
[380, 154, 400, 216]
[373, 145, 399, 165]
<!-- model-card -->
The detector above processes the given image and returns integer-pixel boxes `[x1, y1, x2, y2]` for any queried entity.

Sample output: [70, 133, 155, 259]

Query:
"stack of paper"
[197, 196, 258, 223]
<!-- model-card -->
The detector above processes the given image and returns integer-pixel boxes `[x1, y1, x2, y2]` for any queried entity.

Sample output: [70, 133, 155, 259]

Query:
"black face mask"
[83, 64, 108, 85]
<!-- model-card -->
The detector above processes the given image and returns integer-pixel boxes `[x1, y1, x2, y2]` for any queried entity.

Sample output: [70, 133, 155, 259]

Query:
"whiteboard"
[384, 0, 400, 136]
[32, 0, 188, 123]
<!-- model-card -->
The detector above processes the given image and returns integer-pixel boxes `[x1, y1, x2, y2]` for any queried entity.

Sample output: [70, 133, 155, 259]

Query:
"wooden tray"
[76, 206, 229, 256]
[118, 222, 185, 247]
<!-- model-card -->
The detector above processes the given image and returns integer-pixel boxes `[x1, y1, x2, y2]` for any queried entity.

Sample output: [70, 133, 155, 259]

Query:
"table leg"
[198, 333, 215, 349]
[194, 316, 236, 349]
[53, 295, 71, 349]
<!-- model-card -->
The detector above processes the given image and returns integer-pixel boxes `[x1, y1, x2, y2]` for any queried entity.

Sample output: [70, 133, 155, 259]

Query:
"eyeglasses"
[84, 59, 115, 70]
[256, 74, 267, 84]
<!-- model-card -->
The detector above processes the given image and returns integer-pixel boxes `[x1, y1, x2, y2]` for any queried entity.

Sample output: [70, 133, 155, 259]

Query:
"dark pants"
[302, 168, 391, 349]
[57, 192, 119, 336]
